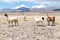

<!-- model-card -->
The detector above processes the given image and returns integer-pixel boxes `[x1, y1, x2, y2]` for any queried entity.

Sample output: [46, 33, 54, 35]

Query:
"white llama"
[4, 14, 18, 26]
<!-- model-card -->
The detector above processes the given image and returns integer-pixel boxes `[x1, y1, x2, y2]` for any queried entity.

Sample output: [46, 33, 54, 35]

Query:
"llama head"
[42, 17, 44, 21]
[4, 14, 8, 17]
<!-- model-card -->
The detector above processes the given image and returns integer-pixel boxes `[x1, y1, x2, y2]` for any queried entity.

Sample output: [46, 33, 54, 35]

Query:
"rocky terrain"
[0, 12, 60, 40]
[0, 19, 60, 40]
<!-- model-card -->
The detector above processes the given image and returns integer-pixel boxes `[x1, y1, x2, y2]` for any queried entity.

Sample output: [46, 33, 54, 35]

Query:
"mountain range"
[0, 6, 60, 13]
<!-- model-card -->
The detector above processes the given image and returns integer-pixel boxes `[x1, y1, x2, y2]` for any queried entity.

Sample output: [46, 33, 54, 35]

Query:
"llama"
[47, 16, 55, 26]
[24, 14, 27, 21]
[46, 13, 55, 26]
[4, 14, 18, 26]
[34, 16, 44, 26]
[22, 12, 27, 21]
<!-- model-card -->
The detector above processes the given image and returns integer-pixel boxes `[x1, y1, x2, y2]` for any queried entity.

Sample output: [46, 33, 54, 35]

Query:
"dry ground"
[0, 12, 60, 40]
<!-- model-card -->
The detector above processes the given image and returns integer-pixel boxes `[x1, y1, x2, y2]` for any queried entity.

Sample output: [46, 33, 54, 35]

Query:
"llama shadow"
[51, 25, 56, 26]
[36, 25, 46, 27]
[48, 24, 56, 26]
[8, 24, 19, 27]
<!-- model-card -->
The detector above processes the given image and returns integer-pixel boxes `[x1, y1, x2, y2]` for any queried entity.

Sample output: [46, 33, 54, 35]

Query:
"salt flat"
[0, 12, 60, 40]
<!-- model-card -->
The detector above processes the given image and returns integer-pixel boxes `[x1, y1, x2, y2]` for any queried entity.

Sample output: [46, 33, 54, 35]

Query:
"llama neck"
[6, 16, 9, 21]
[47, 13, 48, 17]
[46, 12, 49, 17]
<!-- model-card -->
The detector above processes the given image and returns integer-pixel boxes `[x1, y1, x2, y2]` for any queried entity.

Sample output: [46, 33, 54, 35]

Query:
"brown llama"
[46, 13, 55, 26]
[47, 16, 55, 26]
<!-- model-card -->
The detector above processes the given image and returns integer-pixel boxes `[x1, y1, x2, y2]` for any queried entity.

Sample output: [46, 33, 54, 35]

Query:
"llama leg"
[15, 21, 16, 26]
[36, 21, 40, 23]
[15, 20, 18, 26]
[17, 21, 18, 25]
[8, 21, 10, 26]
[11, 21, 13, 26]
[48, 21, 50, 26]
[36, 21, 40, 26]
[41, 21, 43, 26]
[53, 21, 55, 25]
[37, 21, 43, 26]
[15, 21, 17, 26]
[52, 21, 55, 26]
[24, 17, 27, 21]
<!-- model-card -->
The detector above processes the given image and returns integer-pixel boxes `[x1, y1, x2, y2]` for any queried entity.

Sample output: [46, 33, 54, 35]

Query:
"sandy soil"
[0, 12, 60, 40]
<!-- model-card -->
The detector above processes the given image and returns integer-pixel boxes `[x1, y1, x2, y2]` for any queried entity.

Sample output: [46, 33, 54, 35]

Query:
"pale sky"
[0, 0, 60, 9]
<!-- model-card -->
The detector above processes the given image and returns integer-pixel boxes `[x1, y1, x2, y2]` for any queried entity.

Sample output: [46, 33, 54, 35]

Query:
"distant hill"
[30, 6, 60, 12]
[53, 9, 60, 11]
[0, 8, 19, 12]
[0, 7, 30, 12]
[17, 7, 30, 12]
[0, 6, 60, 12]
